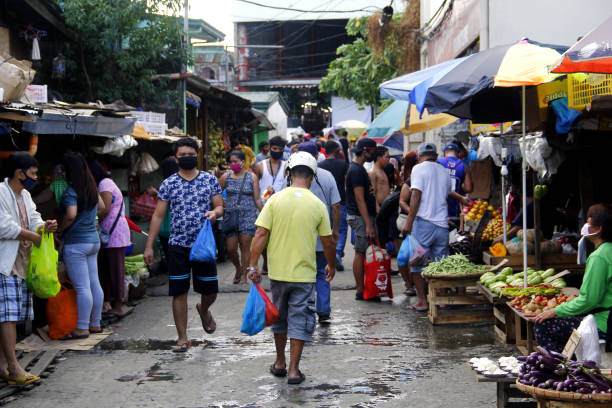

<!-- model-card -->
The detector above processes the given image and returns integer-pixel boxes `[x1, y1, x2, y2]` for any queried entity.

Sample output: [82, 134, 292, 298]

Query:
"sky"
[189, 0, 403, 45]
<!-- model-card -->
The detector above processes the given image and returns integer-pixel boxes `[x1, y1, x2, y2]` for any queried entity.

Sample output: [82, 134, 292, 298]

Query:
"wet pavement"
[11, 252, 515, 407]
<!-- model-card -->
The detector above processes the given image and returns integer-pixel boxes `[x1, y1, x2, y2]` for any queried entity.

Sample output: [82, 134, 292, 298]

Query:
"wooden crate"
[469, 364, 535, 408]
[482, 252, 584, 271]
[477, 283, 517, 344]
[426, 275, 493, 325]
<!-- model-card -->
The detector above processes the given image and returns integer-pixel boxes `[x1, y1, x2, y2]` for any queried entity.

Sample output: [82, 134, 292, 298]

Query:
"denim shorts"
[411, 217, 449, 273]
[270, 280, 316, 342]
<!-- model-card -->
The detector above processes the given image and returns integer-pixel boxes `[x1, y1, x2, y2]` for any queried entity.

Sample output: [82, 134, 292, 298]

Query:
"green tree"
[57, 0, 189, 110]
[320, 16, 401, 109]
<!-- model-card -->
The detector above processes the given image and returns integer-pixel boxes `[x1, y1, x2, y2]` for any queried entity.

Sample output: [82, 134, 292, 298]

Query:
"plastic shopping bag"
[575, 315, 601, 365]
[397, 234, 427, 267]
[189, 219, 216, 263]
[26, 231, 60, 298]
[240, 282, 279, 335]
[363, 239, 393, 300]
[46, 282, 78, 339]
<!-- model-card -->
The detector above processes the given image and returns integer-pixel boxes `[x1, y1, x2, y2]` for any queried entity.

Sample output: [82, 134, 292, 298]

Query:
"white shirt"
[410, 160, 452, 228]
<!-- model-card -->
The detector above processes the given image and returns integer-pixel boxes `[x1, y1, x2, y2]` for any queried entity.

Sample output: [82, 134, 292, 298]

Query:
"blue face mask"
[21, 175, 37, 191]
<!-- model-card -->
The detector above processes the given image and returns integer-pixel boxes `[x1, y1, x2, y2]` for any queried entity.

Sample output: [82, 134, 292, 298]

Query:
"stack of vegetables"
[422, 254, 487, 276]
[509, 293, 576, 315]
[518, 350, 612, 394]
[482, 220, 511, 241]
[479, 267, 567, 295]
[125, 254, 149, 279]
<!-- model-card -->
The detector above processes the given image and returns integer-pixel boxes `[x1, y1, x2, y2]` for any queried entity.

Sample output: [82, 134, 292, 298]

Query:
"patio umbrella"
[333, 120, 368, 140]
[379, 41, 561, 123]
[552, 15, 612, 74]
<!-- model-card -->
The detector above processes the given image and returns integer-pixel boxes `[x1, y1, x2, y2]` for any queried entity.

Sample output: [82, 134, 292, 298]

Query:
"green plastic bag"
[26, 231, 60, 299]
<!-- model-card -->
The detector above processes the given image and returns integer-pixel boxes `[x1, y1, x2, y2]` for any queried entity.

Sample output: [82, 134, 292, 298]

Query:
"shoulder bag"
[99, 199, 124, 246]
[222, 172, 248, 234]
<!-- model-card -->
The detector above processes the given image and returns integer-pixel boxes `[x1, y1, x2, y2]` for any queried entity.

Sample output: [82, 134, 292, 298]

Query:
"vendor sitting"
[534, 204, 612, 352]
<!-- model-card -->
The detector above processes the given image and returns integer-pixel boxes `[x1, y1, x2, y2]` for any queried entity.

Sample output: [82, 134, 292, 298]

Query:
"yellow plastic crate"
[568, 73, 612, 110]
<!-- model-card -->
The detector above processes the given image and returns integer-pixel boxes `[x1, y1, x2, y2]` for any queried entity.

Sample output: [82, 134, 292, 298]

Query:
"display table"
[477, 283, 516, 344]
[482, 252, 584, 272]
[468, 365, 535, 408]
[424, 274, 493, 325]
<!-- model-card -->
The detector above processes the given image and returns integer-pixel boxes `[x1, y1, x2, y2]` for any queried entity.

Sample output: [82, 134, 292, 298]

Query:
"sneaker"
[335, 255, 344, 271]
[318, 313, 331, 323]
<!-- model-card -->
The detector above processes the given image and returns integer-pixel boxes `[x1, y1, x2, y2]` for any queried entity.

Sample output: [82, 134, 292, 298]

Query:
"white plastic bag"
[91, 135, 138, 157]
[477, 136, 503, 166]
[136, 152, 159, 174]
[575, 315, 601, 365]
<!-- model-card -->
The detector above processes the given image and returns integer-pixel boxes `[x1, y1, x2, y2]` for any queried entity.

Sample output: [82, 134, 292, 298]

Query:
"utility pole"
[183, 0, 188, 134]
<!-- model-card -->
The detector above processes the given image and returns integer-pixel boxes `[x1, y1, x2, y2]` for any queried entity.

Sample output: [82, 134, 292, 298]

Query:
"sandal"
[287, 371, 306, 385]
[89, 327, 103, 334]
[407, 305, 428, 312]
[196, 304, 216, 334]
[0, 370, 9, 383]
[172, 340, 191, 353]
[8, 372, 40, 386]
[269, 364, 287, 377]
[59, 331, 90, 340]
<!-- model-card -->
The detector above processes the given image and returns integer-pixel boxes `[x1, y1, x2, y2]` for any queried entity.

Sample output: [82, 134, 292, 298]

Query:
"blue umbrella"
[364, 100, 408, 139]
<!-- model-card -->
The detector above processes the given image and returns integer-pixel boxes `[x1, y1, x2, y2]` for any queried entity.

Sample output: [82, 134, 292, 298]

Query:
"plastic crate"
[147, 111, 166, 124]
[135, 121, 167, 135]
[567, 73, 612, 110]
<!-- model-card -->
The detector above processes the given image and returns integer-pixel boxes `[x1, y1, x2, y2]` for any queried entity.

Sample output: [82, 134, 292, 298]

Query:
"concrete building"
[235, 91, 289, 142]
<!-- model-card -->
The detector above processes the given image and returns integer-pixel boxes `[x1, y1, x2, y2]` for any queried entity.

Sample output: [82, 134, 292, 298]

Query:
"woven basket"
[516, 380, 612, 403]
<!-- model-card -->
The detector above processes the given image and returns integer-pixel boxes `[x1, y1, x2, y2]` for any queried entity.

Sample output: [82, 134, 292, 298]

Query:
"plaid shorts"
[0, 275, 33, 323]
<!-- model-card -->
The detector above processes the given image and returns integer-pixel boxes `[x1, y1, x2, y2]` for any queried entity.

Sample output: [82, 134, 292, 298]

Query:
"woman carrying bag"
[89, 160, 130, 318]
[219, 151, 263, 284]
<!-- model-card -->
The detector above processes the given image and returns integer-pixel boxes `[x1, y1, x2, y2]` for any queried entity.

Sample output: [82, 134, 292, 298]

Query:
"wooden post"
[533, 172, 542, 270]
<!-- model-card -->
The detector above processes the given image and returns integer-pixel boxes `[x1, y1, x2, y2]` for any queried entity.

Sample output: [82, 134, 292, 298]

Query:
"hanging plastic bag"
[26, 231, 60, 298]
[575, 315, 601, 365]
[189, 219, 216, 263]
[46, 282, 78, 339]
[397, 234, 427, 267]
[363, 239, 393, 300]
[240, 282, 279, 335]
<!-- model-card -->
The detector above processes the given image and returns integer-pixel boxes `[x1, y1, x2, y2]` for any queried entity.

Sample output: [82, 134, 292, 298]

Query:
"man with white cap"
[247, 151, 336, 385]
[403, 142, 452, 311]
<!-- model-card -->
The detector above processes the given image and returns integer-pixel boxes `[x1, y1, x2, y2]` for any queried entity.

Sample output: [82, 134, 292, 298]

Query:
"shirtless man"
[369, 146, 390, 212]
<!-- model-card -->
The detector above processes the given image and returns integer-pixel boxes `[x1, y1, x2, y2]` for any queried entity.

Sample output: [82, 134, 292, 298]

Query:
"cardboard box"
[23, 84, 48, 103]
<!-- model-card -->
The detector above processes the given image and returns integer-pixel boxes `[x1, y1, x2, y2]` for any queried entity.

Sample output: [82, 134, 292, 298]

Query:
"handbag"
[99, 199, 124, 246]
[223, 172, 248, 234]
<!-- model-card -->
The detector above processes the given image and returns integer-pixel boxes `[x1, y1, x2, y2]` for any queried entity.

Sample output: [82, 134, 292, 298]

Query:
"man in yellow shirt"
[247, 151, 336, 385]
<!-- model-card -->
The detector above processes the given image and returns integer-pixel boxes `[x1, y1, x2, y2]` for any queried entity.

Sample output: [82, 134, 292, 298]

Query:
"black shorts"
[167, 245, 218, 296]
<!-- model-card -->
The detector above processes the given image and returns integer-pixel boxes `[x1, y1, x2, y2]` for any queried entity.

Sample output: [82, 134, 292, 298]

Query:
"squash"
[489, 243, 507, 257]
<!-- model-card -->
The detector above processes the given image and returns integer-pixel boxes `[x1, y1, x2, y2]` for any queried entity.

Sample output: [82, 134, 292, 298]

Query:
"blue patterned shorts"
[0, 275, 33, 323]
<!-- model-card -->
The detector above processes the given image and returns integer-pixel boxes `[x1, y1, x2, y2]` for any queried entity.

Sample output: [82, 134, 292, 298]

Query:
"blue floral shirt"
[158, 172, 222, 247]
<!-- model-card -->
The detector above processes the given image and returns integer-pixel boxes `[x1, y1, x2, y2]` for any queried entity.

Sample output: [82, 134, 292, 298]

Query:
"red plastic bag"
[132, 193, 157, 218]
[255, 283, 280, 327]
[363, 239, 393, 300]
[46, 283, 78, 339]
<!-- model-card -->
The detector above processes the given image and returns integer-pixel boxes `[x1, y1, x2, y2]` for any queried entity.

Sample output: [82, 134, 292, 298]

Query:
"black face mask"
[21, 175, 37, 191]
[178, 156, 198, 170]
[270, 150, 283, 160]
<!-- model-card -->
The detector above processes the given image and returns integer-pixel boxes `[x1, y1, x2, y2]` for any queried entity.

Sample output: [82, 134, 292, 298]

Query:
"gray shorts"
[347, 215, 375, 253]
[270, 280, 316, 342]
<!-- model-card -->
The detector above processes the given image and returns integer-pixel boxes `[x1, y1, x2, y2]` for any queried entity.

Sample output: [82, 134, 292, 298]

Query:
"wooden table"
[506, 288, 581, 355]
[425, 274, 493, 325]
[468, 365, 535, 408]
[482, 252, 585, 272]
[477, 283, 516, 344]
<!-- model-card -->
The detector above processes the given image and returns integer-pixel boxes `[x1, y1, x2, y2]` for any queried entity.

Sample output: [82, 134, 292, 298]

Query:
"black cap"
[350, 138, 377, 153]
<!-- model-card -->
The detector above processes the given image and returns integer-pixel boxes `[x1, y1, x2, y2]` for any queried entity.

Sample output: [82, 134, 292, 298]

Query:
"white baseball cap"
[287, 151, 317, 175]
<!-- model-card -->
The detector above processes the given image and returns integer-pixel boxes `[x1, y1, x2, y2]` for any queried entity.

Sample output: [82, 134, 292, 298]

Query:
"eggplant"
[556, 382, 564, 391]
[550, 350, 566, 360]
[577, 387, 590, 394]
[517, 355, 528, 362]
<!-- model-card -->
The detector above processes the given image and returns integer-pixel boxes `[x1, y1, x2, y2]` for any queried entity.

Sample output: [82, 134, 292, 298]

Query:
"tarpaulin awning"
[251, 109, 275, 130]
[22, 112, 136, 137]
[401, 104, 458, 135]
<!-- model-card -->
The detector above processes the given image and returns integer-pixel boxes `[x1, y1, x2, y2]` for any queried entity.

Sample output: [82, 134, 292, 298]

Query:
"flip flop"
[7, 372, 40, 386]
[287, 371, 305, 385]
[196, 304, 216, 334]
[172, 340, 191, 353]
[0, 370, 9, 383]
[89, 327, 103, 334]
[407, 305, 428, 312]
[269, 364, 287, 377]
[233, 278, 240, 284]
[59, 332, 90, 340]
[404, 288, 417, 296]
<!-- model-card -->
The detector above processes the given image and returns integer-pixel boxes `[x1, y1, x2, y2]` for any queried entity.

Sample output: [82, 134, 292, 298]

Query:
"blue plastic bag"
[189, 219, 216, 263]
[397, 234, 427, 267]
[240, 283, 266, 336]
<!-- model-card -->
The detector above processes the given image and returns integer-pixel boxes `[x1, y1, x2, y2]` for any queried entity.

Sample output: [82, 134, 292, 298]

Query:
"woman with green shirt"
[534, 204, 612, 352]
